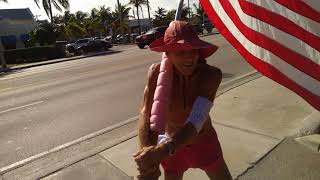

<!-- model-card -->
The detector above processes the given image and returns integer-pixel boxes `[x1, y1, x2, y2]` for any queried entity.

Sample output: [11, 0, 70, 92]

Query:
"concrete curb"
[235, 138, 285, 180]
[294, 111, 320, 137]
[199, 32, 220, 37]
[217, 70, 262, 97]
[295, 134, 320, 153]
[35, 131, 137, 180]
[0, 116, 138, 175]
[0, 51, 113, 74]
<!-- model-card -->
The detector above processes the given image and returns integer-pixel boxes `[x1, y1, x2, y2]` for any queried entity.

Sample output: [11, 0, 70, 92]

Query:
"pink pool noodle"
[150, 53, 173, 133]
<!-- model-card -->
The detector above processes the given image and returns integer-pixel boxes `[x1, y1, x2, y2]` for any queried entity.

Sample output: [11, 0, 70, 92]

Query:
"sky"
[0, 0, 200, 20]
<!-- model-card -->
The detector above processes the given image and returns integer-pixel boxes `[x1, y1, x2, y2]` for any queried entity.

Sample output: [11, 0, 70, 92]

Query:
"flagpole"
[175, 0, 185, 20]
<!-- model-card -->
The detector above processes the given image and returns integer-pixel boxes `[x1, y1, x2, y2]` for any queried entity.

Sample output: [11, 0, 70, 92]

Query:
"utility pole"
[117, 0, 125, 44]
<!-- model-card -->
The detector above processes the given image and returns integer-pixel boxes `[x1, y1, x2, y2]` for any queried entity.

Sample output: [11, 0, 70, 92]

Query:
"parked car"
[116, 34, 130, 43]
[75, 39, 112, 55]
[202, 23, 213, 33]
[66, 38, 92, 53]
[135, 26, 168, 49]
[104, 36, 113, 42]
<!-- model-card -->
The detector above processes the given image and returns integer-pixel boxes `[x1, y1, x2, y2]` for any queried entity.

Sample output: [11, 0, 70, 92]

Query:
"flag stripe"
[236, 0, 320, 62]
[240, 0, 320, 49]
[219, 0, 320, 81]
[274, 0, 320, 23]
[247, 0, 320, 37]
[215, 0, 320, 95]
[300, 0, 320, 11]
[200, 0, 320, 110]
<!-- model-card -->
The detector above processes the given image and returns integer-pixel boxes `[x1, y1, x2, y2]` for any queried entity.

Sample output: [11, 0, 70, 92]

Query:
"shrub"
[4, 45, 66, 64]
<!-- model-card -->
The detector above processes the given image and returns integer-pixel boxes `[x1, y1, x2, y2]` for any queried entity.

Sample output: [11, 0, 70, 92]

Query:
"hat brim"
[149, 37, 218, 59]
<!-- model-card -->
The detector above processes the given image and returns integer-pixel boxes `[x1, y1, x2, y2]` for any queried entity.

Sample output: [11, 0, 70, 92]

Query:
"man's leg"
[164, 171, 184, 180]
[205, 160, 232, 180]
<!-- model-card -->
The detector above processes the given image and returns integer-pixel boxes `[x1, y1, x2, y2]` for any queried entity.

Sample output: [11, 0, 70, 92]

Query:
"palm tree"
[113, 3, 131, 32]
[193, 3, 204, 25]
[166, 5, 190, 22]
[153, 7, 168, 26]
[97, 6, 112, 34]
[33, 0, 70, 22]
[146, 0, 151, 25]
[75, 11, 88, 22]
[128, 0, 147, 34]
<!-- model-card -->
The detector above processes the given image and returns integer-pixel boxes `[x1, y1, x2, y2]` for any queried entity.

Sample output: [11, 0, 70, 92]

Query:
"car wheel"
[138, 44, 145, 49]
[76, 49, 84, 56]
[68, 47, 76, 53]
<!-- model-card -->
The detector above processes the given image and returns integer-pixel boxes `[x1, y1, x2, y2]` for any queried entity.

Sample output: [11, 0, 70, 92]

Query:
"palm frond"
[33, 0, 40, 8]
[57, 0, 70, 9]
[52, 0, 63, 12]
[42, 0, 51, 18]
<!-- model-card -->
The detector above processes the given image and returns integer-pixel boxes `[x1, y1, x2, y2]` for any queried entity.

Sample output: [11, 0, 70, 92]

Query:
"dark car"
[135, 26, 168, 49]
[76, 39, 112, 55]
[116, 34, 131, 43]
[66, 38, 92, 53]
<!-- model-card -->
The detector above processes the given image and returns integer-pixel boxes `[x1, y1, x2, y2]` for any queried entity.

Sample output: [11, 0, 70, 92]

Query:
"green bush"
[4, 45, 66, 64]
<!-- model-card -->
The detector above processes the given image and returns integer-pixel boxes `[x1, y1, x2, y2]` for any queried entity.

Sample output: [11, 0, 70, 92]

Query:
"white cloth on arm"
[157, 133, 171, 145]
[156, 96, 213, 144]
[186, 96, 213, 133]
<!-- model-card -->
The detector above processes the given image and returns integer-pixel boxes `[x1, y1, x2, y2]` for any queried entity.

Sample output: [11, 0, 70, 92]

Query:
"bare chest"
[167, 77, 200, 124]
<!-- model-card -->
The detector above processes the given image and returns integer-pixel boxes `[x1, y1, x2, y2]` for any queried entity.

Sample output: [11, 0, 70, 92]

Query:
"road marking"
[0, 101, 44, 115]
[0, 59, 154, 94]
[0, 116, 138, 174]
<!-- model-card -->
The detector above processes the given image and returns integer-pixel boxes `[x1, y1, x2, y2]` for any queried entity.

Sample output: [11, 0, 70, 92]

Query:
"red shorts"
[161, 129, 224, 175]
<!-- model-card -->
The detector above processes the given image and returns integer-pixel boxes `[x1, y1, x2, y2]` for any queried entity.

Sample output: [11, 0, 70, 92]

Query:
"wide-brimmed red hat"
[149, 21, 218, 59]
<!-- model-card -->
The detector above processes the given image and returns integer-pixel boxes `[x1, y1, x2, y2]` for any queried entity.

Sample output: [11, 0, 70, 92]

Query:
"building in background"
[128, 18, 152, 34]
[0, 8, 37, 49]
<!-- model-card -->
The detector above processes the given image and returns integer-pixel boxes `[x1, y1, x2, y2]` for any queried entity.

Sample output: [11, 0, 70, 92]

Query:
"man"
[134, 21, 232, 180]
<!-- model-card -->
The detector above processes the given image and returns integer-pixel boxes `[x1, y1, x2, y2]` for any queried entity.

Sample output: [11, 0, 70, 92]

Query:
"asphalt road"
[0, 35, 254, 168]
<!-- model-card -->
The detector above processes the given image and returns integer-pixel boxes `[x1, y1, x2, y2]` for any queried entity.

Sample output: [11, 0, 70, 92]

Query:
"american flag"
[200, 0, 320, 111]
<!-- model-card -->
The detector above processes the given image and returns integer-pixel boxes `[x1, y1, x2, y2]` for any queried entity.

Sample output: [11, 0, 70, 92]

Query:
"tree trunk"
[0, 41, 7, 69]
[146, 0, 151, 27]
[136, 6, 141, 34]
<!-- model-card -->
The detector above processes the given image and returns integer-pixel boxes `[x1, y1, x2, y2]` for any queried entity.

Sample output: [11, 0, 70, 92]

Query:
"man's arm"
[138, 64, 159, 149]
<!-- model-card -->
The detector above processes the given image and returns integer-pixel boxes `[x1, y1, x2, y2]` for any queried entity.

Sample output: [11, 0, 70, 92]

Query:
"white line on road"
[0, 101, 44, 115]
[0, 116, 138, 174]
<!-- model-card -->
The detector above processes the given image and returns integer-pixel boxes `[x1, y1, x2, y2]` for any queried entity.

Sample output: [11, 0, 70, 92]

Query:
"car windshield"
[145, 28, 157, 34]
[76, 39, 89, 44]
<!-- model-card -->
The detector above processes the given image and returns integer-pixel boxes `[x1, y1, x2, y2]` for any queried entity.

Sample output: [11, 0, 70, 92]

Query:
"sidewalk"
[36, 76, 318, 180]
